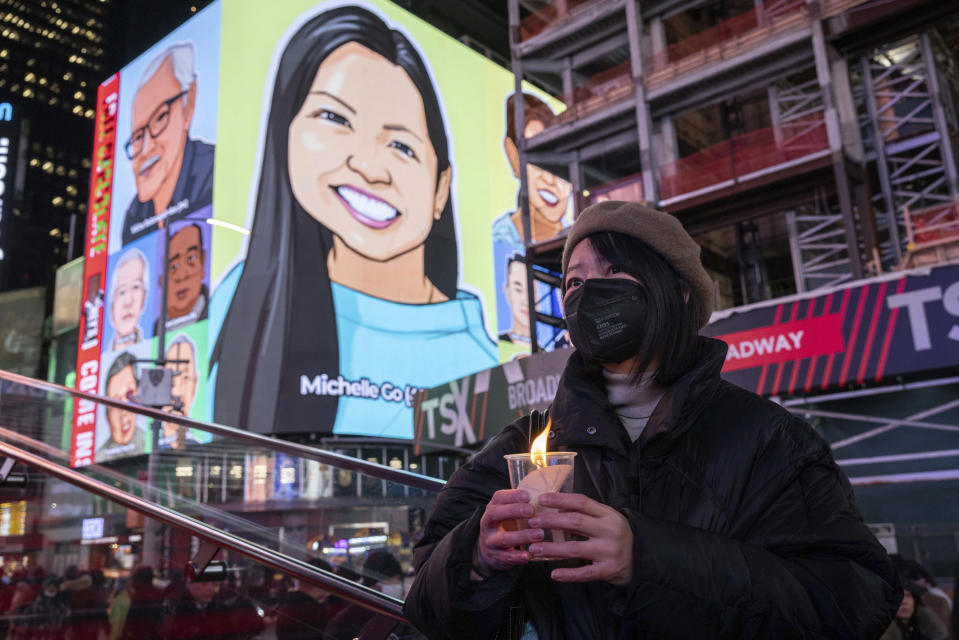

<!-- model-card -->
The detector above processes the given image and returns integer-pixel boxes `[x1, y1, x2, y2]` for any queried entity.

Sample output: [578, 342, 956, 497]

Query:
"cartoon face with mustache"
[130, 57, 195, 213]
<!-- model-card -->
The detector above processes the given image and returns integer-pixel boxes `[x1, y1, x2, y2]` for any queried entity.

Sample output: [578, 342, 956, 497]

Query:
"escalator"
[0, 369, 447, 639]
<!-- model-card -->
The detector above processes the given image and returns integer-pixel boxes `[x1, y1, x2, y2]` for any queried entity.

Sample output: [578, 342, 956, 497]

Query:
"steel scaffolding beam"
[787, 187, 853, 292]
[860, 33, 958, 266]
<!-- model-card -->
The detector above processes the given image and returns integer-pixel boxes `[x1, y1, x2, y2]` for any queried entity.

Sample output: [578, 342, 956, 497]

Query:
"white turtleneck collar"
[602, 368, 667, 442]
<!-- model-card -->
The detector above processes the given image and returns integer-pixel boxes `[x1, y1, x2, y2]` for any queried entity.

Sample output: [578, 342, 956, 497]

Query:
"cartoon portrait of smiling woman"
[212, 5, 497, 437]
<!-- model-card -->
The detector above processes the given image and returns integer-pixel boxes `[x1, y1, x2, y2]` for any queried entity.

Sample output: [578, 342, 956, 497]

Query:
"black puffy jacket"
[404, 338, 901, 639]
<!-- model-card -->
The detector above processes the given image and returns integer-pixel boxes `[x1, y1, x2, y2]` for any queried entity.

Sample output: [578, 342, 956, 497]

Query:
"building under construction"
[507, 0, 959, 574]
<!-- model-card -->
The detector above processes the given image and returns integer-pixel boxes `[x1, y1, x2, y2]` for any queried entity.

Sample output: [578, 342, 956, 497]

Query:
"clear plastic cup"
[503, 452, 576, 560]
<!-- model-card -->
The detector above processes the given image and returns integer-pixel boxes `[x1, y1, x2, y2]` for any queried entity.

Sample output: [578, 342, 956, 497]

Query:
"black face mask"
[564, 278, 648, 364]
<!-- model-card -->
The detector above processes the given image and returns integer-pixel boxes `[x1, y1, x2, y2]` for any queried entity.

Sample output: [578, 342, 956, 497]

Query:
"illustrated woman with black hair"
[212, 6, 496, 437]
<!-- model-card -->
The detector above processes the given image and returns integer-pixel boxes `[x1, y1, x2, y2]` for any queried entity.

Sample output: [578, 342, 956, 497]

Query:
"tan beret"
[561, 200, 714, 328]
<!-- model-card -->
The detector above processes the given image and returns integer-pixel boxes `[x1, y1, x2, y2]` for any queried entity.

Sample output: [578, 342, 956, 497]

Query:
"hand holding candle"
[503, 417, 577, 560]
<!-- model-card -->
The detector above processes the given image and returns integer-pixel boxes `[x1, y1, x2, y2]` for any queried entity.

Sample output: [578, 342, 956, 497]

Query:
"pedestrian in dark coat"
[404, 200, 902, 639]
[120, 566, 164, 640]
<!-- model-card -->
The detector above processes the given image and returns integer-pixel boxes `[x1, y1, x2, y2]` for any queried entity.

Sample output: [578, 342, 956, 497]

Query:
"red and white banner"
[703, 263, 959, 397]
[70, 74, 119, 468]
[717, 314, 845, 371]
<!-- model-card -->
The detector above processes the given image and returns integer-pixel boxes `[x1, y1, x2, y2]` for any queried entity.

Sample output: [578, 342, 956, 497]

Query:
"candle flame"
[530, 417, 551, 468]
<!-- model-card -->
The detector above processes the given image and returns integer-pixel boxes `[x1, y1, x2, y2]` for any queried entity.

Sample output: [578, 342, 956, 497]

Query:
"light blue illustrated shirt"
[330, 282, 497, 437]
[209, 263, 498, 438]
[491, 210, 524, 247]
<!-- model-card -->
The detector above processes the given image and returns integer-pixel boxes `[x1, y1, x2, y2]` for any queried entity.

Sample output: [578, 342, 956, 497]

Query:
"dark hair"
[130, 565, 154, 587]
[107, 351, 138, 385]
[570, 231, 701, 385]
[172, 223, 205, 255]
[505, 92, 554, 144]
[89, 569, 106, 588]
[890, 555, 936, 587]
[212, 6, 456, 433]
[362, 549, 402, 585]
[307, 557, 332, 573]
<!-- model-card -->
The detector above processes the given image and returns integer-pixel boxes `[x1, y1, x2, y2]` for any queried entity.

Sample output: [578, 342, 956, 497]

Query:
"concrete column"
[650, 16, 667, 58]
[767, 84, 783, 147]
[561, 58, 574, 103]
[659, 116, 679, 167]
[831, 57, 865, 163]
[569, 154, 583, 219]
[625, 0, 659, 203]
[811, 7, 863, 279]
[755, 0, 766, 26]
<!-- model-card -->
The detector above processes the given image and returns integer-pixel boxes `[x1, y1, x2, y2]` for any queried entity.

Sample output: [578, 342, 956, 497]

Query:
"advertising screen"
[72, 4, 220, 466]
[73, 0, 566, 464]
[0, 287, 45, 377]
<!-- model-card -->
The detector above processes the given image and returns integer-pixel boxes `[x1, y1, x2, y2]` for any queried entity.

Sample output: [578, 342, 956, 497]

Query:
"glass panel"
[0, 475, 421, 639]
[0, 374, 445, 595]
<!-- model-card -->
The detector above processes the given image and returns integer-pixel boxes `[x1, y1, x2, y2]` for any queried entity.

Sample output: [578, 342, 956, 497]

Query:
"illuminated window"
[84, 108, 93, 119]
[37, 77, 46, 85]
[41, 161, 53, 173]
[28, 158, 38, 167]
[62, 71, 71, 81]
[55, 165, 65, 176]
[23, 71, 33, 82]
[71, 104, 81, 115]
[65, 184, 77, 196]
[51, 196, 63, 206]
[67, 168, 77, 178]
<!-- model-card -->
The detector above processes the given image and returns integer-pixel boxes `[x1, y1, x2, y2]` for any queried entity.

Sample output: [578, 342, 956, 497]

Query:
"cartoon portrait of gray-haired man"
[108, 247, 149, 352]
[121, 41, 215, 245]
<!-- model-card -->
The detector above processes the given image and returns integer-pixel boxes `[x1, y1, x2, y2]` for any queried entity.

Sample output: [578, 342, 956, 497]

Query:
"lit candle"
[519, 418, 573, 505]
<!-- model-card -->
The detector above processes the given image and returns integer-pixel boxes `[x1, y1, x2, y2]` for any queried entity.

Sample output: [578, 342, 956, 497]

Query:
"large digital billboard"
[73, 0, 568, 464]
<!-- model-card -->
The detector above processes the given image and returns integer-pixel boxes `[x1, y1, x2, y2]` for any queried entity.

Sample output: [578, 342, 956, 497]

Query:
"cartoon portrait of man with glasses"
[120, 41, 214, 246]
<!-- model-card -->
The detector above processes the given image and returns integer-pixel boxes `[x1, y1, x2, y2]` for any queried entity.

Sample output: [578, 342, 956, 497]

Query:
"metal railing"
[0, 436, 407, 622]
[0, 369, 446, 492]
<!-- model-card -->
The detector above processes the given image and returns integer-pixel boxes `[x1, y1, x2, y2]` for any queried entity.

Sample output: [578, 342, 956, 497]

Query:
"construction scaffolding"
[507, 0, 959, 353]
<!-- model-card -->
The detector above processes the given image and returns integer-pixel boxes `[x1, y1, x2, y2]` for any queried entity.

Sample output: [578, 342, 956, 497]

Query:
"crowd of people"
[881, 555, 956, 640]
[0, 549, 414, 640]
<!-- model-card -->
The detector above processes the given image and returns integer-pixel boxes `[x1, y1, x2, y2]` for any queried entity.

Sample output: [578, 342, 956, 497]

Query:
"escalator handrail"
[0, 436, 408, 622]
[0, 425, 294, 554]
[0, 369, 445, 493]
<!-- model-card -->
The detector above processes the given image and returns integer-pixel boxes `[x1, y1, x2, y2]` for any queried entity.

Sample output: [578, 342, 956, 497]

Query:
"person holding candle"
[404, 200, 902, 639]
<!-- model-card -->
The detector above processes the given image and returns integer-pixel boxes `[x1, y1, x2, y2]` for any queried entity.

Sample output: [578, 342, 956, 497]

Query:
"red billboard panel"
[71, 74, 119, 468]
[704, 263, 959, 397]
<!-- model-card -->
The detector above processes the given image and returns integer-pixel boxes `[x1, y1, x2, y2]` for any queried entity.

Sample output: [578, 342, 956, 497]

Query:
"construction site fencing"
[659, 114, 828, 200]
